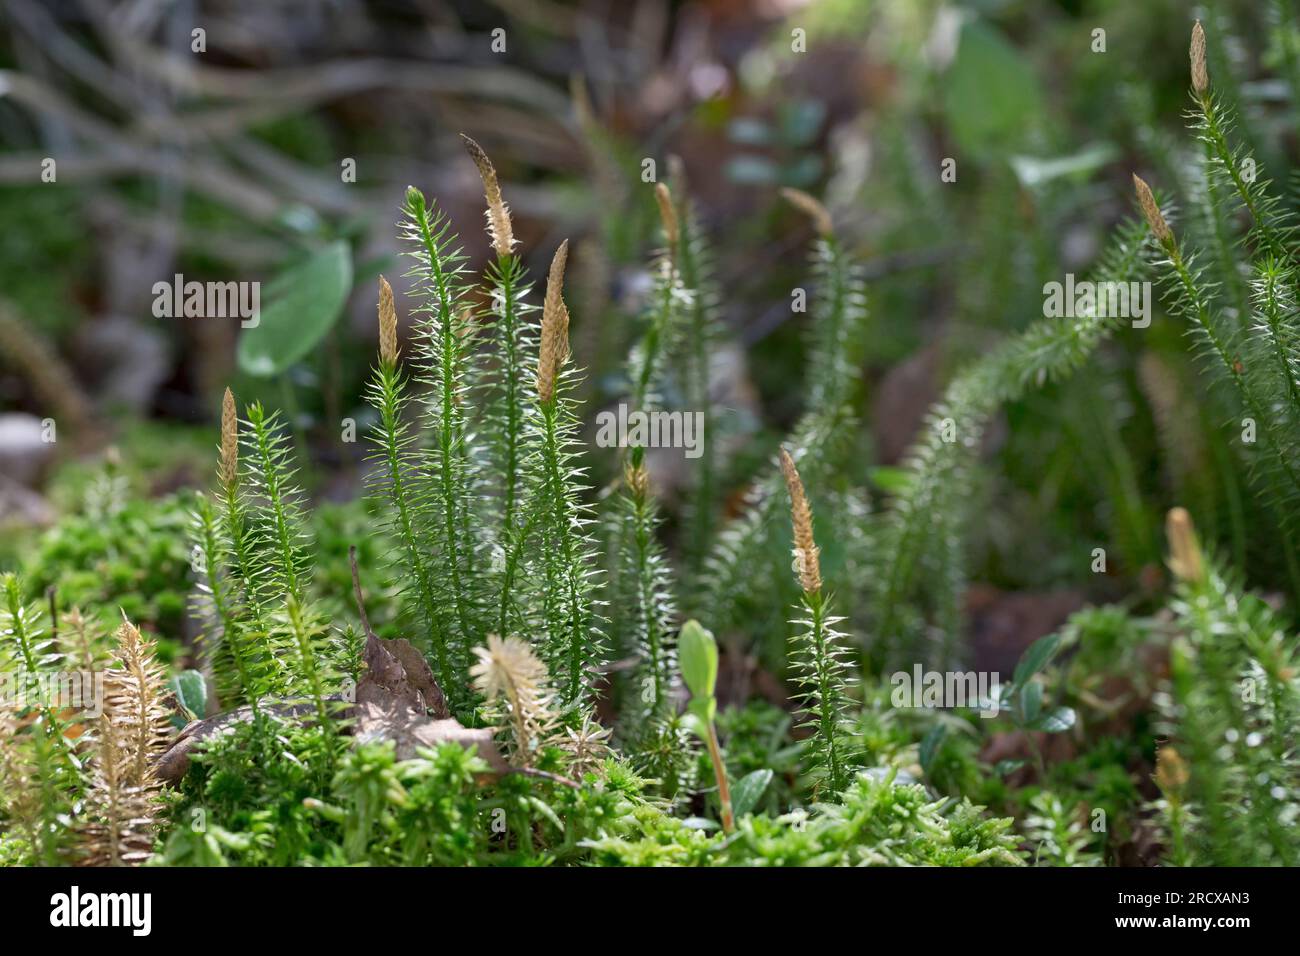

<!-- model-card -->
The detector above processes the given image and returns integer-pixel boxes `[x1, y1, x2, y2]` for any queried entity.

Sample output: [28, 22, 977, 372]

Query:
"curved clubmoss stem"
[195, 494, 260, 720]
[411, 205, 478, 654]
[371, 359, 452, 693]
[538, 397, 588, 703]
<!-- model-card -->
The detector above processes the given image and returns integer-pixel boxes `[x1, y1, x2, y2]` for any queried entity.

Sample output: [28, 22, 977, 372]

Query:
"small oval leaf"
[678, 620, 718, 701]
[1019, 680, 1044, 724]
[237, 240, 353, 377]
[731, 768, 774, 818]
[1013, 631, 1064, 687]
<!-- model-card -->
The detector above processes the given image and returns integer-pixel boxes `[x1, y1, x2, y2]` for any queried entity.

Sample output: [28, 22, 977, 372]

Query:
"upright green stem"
[634, 258, 676, 411]
[631, 491, 664, 712]
[218, 480, 271, 659]
[435, 312, 474, 649]
[497, 257, 524, 538]
[805, 590, 844, 792]
[498, 501, 543, 636]
[1198, 137, 1251, 330]
[249, 409, 305, 603]
[1167, 250, 1300, 499]
[540, 399, 587, 703]
[374, 362, 451, 692]
[1255, 268, 1300, 420]
[197, 496, 260, 718]
[705, 722, 734, 834]
[286, 595, 335, 770]
[1197, 93, 1300, 412]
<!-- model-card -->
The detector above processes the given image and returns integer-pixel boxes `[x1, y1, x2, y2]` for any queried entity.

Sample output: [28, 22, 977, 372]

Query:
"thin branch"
[348, 545, 377, 644]
[504, 766, 582, 790]
[45, 585, 58, 646]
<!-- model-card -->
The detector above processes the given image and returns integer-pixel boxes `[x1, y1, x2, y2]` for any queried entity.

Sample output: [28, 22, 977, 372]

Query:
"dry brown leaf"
[357, 631, 449, 719]
[352, 702, 507, 770]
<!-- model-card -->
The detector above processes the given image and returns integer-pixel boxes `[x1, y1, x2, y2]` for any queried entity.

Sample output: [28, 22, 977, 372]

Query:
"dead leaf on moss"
[353, 701, 507, 770]
[155, 700, 319, 784]
[155, 632, 489, 783]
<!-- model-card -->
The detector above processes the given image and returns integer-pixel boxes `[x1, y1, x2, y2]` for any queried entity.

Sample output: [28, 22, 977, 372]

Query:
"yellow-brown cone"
[219, 387, 238, 489]
[780, 446, 822, 594]
[377, 275, 399, 365]
[461, 134, 516, 258]
[1133, 174, 1173, 247]
[537, 240, 571, 404]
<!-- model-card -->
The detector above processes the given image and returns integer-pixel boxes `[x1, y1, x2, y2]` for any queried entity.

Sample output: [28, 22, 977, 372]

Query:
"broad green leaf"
[1013, 631, 1064, 687]
[1019, 680, 1043, 725]
[731, 768, 774, 818]
[352, 253, 396, 285]
[678, 620, 718, 701]
[237, 240, 353, 377]
[168, 670, 207, 722]
[943, 20, 1043, 158]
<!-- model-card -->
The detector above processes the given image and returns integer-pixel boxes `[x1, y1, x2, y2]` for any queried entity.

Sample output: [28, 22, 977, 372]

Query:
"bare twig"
[45, 586, 58, 646]
[348, 545, 377, 643]
[504, 766, 582, 790]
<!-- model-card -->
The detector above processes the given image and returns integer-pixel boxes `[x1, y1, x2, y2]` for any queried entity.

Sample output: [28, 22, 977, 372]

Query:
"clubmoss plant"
[1134, 19, 1300, 597]
[22, 94, 1288, 867]
[1152, 746, 1192, 867]
[207, 389, 279, 703]
[1156, 507, 1299, 865]
[780, 446, 852, 794]
[81, 617, 171, 866]
[525, 241, 605, 705]
[464, 135, 532, 552]
[629, 182, 686, 413]
[666, 171, 727, 578]
[870, 213, 1152, 669]
[1023, 792, 1102, 867]
[401, 186, 482, 678]
[193, 491, 263, 711]
[618, 447, 678, 726]
[698, 187, 869, 637]
[0, 573, 78, 865]
[365, 271, 441, 675]
[470, 634, 557, 767]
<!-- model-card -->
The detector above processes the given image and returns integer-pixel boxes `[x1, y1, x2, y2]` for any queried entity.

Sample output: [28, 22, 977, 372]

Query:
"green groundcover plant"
[2, 18, 1299, 867]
